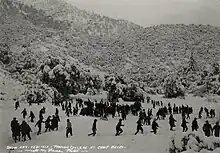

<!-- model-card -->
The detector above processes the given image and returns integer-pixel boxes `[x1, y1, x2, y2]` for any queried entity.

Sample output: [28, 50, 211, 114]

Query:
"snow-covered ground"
[1, 68, 220, 153]
[64, 0, 220, 27]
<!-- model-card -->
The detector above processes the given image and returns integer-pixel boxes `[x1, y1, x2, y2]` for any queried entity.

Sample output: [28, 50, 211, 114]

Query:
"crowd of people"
[10, 96, 219, 143]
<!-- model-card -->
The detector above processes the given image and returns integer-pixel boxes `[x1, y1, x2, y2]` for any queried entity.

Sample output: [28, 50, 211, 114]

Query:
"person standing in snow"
[61, 102, 65, 111]
[88, 119, 97, 136]
[39, 108, 44, 121]
[15, 100, 20, 110]
[115, 119, 124, 136]
[135, 118, 143, 135]
[10, 117, 20, 142]
[204, 107, 209, 118]
[54, 114, 60, 130]
[35, 118, 44, 135]
[29, 111, 35, 122]
[181, 116, 189, 132]
[192, 118, 199, 131]
[55, 108, 59, 116]
[210, 109, 215, 118]
[20, 120, 32, 141]
[21, 108, 27, 119]
[203, 120, 213, 137]
[66, 119, 72, 138]
[121, 109, 126, 120]
[169, 114, 176, 131]
[198, 107, 203, 119]
[213, 121, 220, 137]
[66, 107, 70, 117]
[45, 116, 51, 132]
[151, 119, 159, 134]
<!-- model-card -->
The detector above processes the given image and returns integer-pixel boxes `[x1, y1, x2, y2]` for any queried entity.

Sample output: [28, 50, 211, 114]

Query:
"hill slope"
[1, 0, 220, 96]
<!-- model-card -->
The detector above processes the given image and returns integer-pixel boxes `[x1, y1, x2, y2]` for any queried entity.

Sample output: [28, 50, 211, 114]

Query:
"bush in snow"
[168, 131, 220, 153]
[163, 76, 185, 98]
[104, 75, 144, 102]
[38, 56, 103, 98]
[0, 43, 11, 64]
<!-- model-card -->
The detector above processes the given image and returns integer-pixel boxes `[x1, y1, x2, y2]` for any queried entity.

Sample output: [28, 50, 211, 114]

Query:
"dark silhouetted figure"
[198, 107, 203, 119]
[192, 118, 199, 131]
[210, 109, 215, 118]
[55, 108, 59, 116]
[203, 120, 213, 137]
[29, 111, 35, 122]
[11, 117, 20, 142]
[213, 122, 220, 137]
[15, 101, 20, 110]
[54, 114, 60, 130]
[181, 117, 189, 132]
[21, 108, 27, 119]
[88, 119, 97, 136]
[115, 119, 124, 136]
[135, 118, 143, 135]
[169, 114, 176, 131]
[151, 119, 159, 134]
[20, 120, 32, 141]
[66, 119, 72, 138]
[45, 116, 51, 132]
[35, 119, 44, 135]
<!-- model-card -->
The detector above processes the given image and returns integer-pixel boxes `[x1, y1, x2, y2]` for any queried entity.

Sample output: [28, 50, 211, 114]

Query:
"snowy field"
[64, 0, 220, 27]
[1, 71, 220, 153]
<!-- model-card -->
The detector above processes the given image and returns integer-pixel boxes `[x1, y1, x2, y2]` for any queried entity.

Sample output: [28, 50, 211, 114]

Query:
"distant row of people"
[11, 96, 218, 144]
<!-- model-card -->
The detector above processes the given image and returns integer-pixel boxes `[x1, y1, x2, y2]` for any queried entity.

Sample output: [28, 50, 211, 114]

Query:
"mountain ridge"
[1, 0, 220, 97]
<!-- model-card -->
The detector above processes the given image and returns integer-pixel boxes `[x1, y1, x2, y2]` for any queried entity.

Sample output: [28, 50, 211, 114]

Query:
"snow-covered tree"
[164, 76, 185, 98]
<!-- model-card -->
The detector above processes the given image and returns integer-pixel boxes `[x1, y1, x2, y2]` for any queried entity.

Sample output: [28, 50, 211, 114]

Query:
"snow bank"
[169, 131, 220, 153]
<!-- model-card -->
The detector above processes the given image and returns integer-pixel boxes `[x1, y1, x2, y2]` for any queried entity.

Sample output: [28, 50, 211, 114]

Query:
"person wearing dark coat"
[115, 119, 124, 136]
[213, 122, 220, 137]
[15, 121, 21, 142]
[11, 117, 17, 138]
[181, 117, 189, 132]
[54, 114, 60, 130]
[198, 107, 203, 119]
[204, 107, 209, 118]
[62, 103, 65, 111]
[45, 116, 51, 132]
[151, 119, 159, 134]
[51, 115, 56, 131]
[39, 109, 44, 121]
[29, 111, 35, 122]
[121, 109, 126, 120]
[210, 109, 215, 118]
[11, 117, 20, 142]
[192, 118, 199, 131]
[66, 107, 70, 117]
[15, 101, 20, 110]
[146, 114, 152, 126]
[66, 119, 73, 138]
[203, 120, 213, 137]
[21, 108, 27, 119]
[142, 109, 147, 124]
[169, 114, 176, 131]
[88, 119, 97, 136]
[55, 108, 59, 116]
[135, 118, 143, 135]
[168, 106, 172, 115]
[20, 121, 32, 141]
[35, 118, 44, 135]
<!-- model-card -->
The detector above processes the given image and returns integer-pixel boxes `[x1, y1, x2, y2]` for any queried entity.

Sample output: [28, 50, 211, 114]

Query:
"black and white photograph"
[1, 0, 220, 153]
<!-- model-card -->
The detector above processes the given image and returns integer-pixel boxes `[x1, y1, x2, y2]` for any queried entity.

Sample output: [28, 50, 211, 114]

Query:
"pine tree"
[187, 52, 198, 74]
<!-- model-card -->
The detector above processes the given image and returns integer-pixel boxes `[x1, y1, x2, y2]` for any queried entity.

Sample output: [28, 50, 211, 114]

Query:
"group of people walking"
[11, 97, 219, 143]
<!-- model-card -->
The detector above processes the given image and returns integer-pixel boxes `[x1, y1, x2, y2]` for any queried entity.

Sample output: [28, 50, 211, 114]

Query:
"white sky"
[64, 0, 220, 27]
